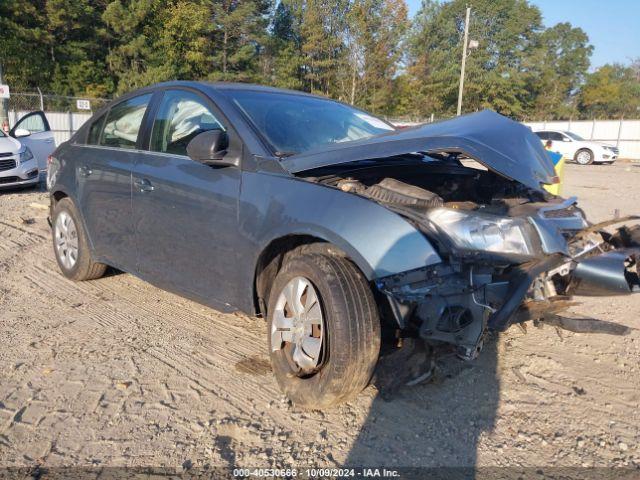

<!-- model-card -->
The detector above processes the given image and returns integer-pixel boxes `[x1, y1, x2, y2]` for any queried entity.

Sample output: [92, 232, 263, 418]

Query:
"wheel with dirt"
[574, 148, 594, 165]
[52, 197, 107, 281]
[267, 251, 381, 409]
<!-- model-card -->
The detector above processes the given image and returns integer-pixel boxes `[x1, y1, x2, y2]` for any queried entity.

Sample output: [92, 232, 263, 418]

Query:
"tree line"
[1, 0, 639, 120]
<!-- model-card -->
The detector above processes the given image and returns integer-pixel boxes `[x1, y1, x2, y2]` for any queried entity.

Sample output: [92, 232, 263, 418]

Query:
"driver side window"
[150, 90, 225, 156]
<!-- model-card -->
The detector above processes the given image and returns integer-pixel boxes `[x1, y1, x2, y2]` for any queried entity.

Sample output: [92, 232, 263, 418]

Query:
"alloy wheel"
[576, 150, 592, 165]
[270, 276, 325, 373]
[54, 211, 79, 270]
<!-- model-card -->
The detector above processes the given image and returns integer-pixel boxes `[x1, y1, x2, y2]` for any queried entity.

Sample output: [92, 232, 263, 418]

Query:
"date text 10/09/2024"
[233, 468, 401, 478]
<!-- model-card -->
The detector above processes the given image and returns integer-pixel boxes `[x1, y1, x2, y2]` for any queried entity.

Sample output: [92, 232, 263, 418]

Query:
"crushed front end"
[376, 192, 639, 359]
[309, 156, 639, 361]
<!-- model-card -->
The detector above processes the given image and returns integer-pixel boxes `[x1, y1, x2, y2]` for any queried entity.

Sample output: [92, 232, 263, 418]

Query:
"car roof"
[143, 80, 330, 100]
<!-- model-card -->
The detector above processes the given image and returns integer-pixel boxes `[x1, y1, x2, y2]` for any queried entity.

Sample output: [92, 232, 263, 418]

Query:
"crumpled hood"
[281, 110, 556, 192]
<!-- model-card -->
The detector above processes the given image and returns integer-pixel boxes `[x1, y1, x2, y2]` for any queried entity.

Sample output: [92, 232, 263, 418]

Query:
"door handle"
[78, 165, 92, 177]
[44, 139, 54, 144]
[134, 178, 155, 192]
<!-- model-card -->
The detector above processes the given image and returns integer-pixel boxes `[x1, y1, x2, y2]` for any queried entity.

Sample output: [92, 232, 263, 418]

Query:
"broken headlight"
[425, 208, 540, 259]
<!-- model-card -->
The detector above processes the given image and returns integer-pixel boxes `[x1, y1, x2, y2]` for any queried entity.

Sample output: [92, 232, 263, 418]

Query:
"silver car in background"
[0, 111, 56, 188]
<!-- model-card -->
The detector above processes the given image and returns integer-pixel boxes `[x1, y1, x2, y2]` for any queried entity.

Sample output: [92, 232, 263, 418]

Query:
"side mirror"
[14, 128, 31, 138]
[187, 130, 236, 167]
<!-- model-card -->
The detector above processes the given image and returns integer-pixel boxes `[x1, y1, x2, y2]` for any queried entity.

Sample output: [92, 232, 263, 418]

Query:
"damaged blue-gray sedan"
[47, 82, 639, 408]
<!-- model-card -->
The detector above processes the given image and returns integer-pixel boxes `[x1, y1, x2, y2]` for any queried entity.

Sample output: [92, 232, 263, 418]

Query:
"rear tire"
[574, 149, 594, 165]
[52, 198, 107, 281]
[267, 251, 380, 409]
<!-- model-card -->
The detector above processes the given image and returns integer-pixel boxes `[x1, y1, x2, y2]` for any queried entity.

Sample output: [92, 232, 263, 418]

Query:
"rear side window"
[87, 113, 106, 145]
[99, 94, 152, 149]
[150, 90, 224, 156]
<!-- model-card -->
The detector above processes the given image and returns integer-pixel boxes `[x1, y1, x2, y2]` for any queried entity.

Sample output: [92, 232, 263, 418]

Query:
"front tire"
[52, 198, 107, 281]
[575, 148, 594, 165]
[267, 251, 380, 409]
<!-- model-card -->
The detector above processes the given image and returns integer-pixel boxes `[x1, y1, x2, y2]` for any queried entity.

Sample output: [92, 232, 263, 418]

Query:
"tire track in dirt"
[10, 227, 288, 425]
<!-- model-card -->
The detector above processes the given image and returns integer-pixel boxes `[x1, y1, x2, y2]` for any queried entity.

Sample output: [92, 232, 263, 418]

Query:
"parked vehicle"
[533, 130, 618, 165]
[0, 111, 56, 189]
[47, 82, 640, 408]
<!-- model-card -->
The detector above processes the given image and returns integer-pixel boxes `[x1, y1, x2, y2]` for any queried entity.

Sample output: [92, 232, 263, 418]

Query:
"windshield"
[565, 131, 585, 141]
[226, 90, 395, 155]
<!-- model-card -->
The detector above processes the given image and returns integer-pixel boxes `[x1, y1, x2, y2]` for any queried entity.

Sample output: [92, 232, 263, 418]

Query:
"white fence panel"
[9, 110, 93, 146]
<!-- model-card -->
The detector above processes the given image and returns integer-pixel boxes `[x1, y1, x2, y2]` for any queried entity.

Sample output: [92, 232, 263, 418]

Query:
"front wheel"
[575, 149, 594, 165]
[267, 251, 380, 409]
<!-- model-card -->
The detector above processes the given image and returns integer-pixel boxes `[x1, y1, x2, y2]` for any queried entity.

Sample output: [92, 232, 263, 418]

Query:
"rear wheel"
[267, 251, 380, 409]
[575, 149, 594, 165]
[52, 198, 106, 281]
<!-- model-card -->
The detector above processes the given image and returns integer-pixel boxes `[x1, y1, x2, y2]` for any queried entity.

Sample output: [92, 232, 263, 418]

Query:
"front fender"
[240, 171, 441, 280]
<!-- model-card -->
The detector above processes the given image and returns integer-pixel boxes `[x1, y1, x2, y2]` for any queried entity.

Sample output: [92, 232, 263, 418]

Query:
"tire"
[267, 251, 381, 409]
[574, 148, 594, 165]
[52, 197, 107, 281]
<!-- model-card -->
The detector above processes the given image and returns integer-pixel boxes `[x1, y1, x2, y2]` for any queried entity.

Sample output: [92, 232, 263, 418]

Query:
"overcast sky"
[405, 0, 639, 69]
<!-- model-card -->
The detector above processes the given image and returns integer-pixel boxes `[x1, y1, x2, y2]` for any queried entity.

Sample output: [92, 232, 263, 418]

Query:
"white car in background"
[533, 130, 619, 165]
[0, 111, 56, 189]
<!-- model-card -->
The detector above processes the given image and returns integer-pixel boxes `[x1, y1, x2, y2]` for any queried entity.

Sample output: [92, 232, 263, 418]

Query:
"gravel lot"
[0, 163, 639, 471]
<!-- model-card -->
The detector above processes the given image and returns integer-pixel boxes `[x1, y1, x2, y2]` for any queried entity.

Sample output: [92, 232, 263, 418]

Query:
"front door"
[132, 89, 242, 308]
[10, 111, 56, 172]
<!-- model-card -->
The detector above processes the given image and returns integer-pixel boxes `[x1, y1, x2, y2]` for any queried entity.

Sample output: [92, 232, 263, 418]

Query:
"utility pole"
[0, 62, 8, 131]
[456, 6, 471, 116]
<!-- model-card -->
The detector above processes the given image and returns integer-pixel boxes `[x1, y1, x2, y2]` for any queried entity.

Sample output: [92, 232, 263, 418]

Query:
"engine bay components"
[363, 177, 443, 209]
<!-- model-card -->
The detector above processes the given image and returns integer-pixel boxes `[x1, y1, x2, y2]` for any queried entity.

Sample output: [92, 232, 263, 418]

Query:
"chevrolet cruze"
[48, 82, 639, 408]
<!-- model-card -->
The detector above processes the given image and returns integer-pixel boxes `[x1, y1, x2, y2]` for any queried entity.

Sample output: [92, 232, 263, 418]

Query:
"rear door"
[10, 111, 56, 171]
[77, 93, 153, 271]
[131, 88, 242, 307]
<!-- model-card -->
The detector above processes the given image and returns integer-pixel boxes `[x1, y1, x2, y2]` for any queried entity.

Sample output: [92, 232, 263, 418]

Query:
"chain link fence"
[8, 92, 110, 114]
[6, 92, 111, 144]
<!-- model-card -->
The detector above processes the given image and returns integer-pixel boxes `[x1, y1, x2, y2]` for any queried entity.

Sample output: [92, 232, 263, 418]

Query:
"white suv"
[534, 130, 618, 165]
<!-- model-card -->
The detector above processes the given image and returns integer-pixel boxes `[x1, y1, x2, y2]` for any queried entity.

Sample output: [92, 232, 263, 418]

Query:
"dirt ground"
[0, 163, 639, 472]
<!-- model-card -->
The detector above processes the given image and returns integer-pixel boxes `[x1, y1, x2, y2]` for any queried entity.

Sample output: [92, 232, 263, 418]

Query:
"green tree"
[209, 0, 273, 82]
[524, 22, 592, 119]
[300, 0, 350, 96]
[346, 0, 408, 114]
[407, 0, 544, 118]
[153, 1, 212, 81]
[578, 63, 640, 118]
[264, 0, 305, 89]
[102, 0, 163, 93]
[46, 0, 114, 97]
[0, 0, 52, 91]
